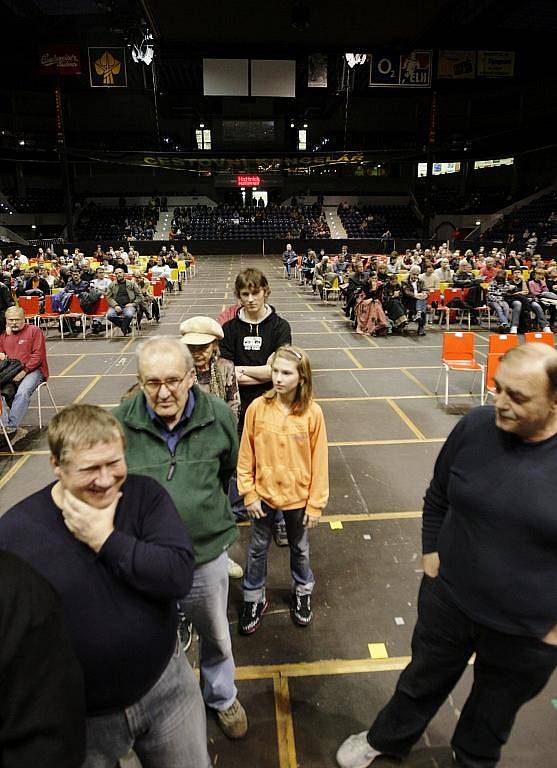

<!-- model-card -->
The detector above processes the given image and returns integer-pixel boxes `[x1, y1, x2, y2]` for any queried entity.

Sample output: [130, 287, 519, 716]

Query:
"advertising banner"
[369, 51, 432, 87]
[308, 54, 328, 87]
[438, 50, 476, 79]
[477, 51, 515, 78]
[39, 45, 82, 76]
[88, 47, 127, 87]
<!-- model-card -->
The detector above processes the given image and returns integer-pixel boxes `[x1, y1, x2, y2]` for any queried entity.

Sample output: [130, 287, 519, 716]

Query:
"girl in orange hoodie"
[237, 345, 329, 634]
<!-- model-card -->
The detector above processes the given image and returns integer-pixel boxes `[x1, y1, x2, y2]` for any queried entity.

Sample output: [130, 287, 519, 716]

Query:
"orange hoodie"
[237, 395, 329, 517]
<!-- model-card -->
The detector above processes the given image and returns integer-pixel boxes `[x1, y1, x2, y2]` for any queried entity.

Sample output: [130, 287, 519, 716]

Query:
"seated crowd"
[170, 201, 330, 240]
[76, 200, 160, 241]
[337, 202, 420, 239]
[292, 242, 557, 338]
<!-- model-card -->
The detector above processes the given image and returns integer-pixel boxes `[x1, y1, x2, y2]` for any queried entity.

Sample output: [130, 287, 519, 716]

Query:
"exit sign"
[236, 175, 261, 186]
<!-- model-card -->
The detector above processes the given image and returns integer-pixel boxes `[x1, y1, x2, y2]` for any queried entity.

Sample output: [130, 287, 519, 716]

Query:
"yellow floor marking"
[304, 303, 316, 312]
[362, 334, 379, 347]
[274, 676, 298, 768]
[58, 354, 86, 377]
[321, 511, 422, 522]
[313, 365, 438, 372]
[400, 367, 434, 396]
[235, 655, 411, 681]
[386, 399, 426, 440]
[343, 348, 363, 369]
[120, 336, 137, 354]
[73, 375, 101, 403]
[368, 643, 389, 659]
[0, 454, 30, 490]
[328, 438, 444, 447]
[329, 520, 343, 530]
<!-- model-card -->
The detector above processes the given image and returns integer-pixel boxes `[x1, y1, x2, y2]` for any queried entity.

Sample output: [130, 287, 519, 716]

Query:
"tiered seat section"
[76, 204, 159, 241]
[337, 204, 420, 239]
[5, 187, 64, 213]
[170, 203, 330, 240]
[484, 190, 557, 244]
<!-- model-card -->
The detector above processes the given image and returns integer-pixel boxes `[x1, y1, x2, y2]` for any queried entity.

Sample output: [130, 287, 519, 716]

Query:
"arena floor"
[1, 254, 556, 767]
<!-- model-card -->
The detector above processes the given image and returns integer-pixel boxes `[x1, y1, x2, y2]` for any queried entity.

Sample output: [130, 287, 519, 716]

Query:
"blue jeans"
[1, 369, 44, 429]
[83, 650, 210, 768]
[178, 552, 237, 711]
[488, 300, 510, 325]
[243, 502, 315, 603]
[107, 306, 136, 331]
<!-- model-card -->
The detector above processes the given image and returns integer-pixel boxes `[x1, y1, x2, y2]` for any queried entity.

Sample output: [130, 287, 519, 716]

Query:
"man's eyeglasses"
[140, 374, 189, 394]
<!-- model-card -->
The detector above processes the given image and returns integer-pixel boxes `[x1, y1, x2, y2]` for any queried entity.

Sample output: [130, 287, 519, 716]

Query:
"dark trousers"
[367, 576, 557, 768]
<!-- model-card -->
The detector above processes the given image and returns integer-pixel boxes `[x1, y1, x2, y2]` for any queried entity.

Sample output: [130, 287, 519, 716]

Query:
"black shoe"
[178, 613, 193, 652]
[239, 598, 269, 635]
[292, 593, 313, 626]
[273, 520, 288, 547]
[418, 327, 426, 336]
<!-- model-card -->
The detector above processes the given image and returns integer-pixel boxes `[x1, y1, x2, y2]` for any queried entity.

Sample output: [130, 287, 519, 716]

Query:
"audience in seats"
[0, 305, 49, 444]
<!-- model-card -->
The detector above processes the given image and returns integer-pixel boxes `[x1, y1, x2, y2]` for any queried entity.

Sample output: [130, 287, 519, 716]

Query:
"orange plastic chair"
[524, 331, 555, 347]
[488, 333, 520, 355]
[484, 352, 503, 404]
[84, 296, 110, 337]
[17, 295, 41, 323]
[435, 332, 485, 406]
[427, 289, 449, 328]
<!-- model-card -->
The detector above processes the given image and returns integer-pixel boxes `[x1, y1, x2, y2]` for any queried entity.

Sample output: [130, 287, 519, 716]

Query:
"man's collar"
[146, 388, 196, 431]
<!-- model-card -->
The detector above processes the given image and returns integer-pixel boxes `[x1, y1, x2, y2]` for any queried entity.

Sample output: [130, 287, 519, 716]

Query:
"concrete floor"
[1, 254, 556, 767]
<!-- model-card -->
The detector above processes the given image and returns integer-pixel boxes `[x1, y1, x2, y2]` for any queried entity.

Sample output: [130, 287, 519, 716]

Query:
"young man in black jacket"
[337, 343, 557, 768]
[220, 267, 292, 545]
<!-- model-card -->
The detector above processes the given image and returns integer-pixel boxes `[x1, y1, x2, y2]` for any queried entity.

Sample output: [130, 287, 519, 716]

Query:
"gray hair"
[502, 343, 557, 395]
[136, 336, 194, 375]
[409, 265, 421, 274]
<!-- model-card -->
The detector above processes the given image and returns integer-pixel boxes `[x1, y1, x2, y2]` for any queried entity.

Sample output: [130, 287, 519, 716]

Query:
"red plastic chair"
[435, 332, 485, 406]
[17, 295, 41, 324]
[484, 353, 503, 404]
[83, 296, 110, 338]
[524, 331, 555, 347]
[37, 294, 64, 337]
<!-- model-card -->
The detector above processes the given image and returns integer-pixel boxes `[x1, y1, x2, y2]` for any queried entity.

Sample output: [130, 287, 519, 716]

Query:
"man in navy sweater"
[338, 343, 557, 768]
[0, 404, 211, 768]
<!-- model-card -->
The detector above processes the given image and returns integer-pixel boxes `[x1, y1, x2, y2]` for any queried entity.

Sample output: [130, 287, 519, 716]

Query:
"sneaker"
[239, 598, 269, 635]
[336, 731, 381, 768]
[216, 698, 248, 739]
[227, 556, 244, 579]
[417, 327, 426, 336]
[273, 519, 289, 547]
[177, 613, 193, 653]
[292, 593, 313, 626]
[510, 326, 518, 334]
[10, 427, 28, 446]
[543, 326, 552, 333]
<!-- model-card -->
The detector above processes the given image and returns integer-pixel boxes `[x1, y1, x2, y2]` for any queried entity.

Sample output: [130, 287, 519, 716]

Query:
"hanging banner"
[67, 148, 385, 173]
[39, 45, 82, 76]
[308, 54, 327, 87]
[88, 47, 127, 87]
[369, 50, 432, 87]
[437, 51, 476, 79]
[477, 51, 515, 78]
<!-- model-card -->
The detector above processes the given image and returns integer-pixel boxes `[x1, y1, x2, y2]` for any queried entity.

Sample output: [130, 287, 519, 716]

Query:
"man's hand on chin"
[61, 489, 121, 553]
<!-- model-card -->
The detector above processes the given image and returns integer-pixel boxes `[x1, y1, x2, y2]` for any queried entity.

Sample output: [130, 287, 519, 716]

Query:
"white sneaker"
[336, 731, 381, 768]
[227, 556, 244, 579]
[510, 326, 518, 334]
[543, 326, 552, 333]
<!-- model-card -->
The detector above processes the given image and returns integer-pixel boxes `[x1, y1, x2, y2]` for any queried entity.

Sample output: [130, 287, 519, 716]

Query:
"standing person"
[337, 343, 557, 768]
[113, 337, 248, 740]
[0, 550, 86, 768]
[180, 315, 243, 580]
[237, 345, 329, 633]
[0, 404, 210, 768]
[220, 267, 292, 546]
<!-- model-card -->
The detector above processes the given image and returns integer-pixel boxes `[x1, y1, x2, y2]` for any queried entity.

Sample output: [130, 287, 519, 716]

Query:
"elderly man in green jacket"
[112, 336, 247, 740]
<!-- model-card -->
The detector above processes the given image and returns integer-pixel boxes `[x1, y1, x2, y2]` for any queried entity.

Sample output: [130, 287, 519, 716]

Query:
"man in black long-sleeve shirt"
[0, 550, 85, 768]
[338, 343, 557, 768]
[0, 404, 211, 768]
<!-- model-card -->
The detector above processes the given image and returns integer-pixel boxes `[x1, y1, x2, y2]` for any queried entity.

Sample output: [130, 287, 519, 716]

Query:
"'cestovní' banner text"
[66, 149, 380, 172]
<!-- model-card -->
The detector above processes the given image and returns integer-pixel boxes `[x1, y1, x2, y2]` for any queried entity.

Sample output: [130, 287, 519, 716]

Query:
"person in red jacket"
[0, 305, 49, 443]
